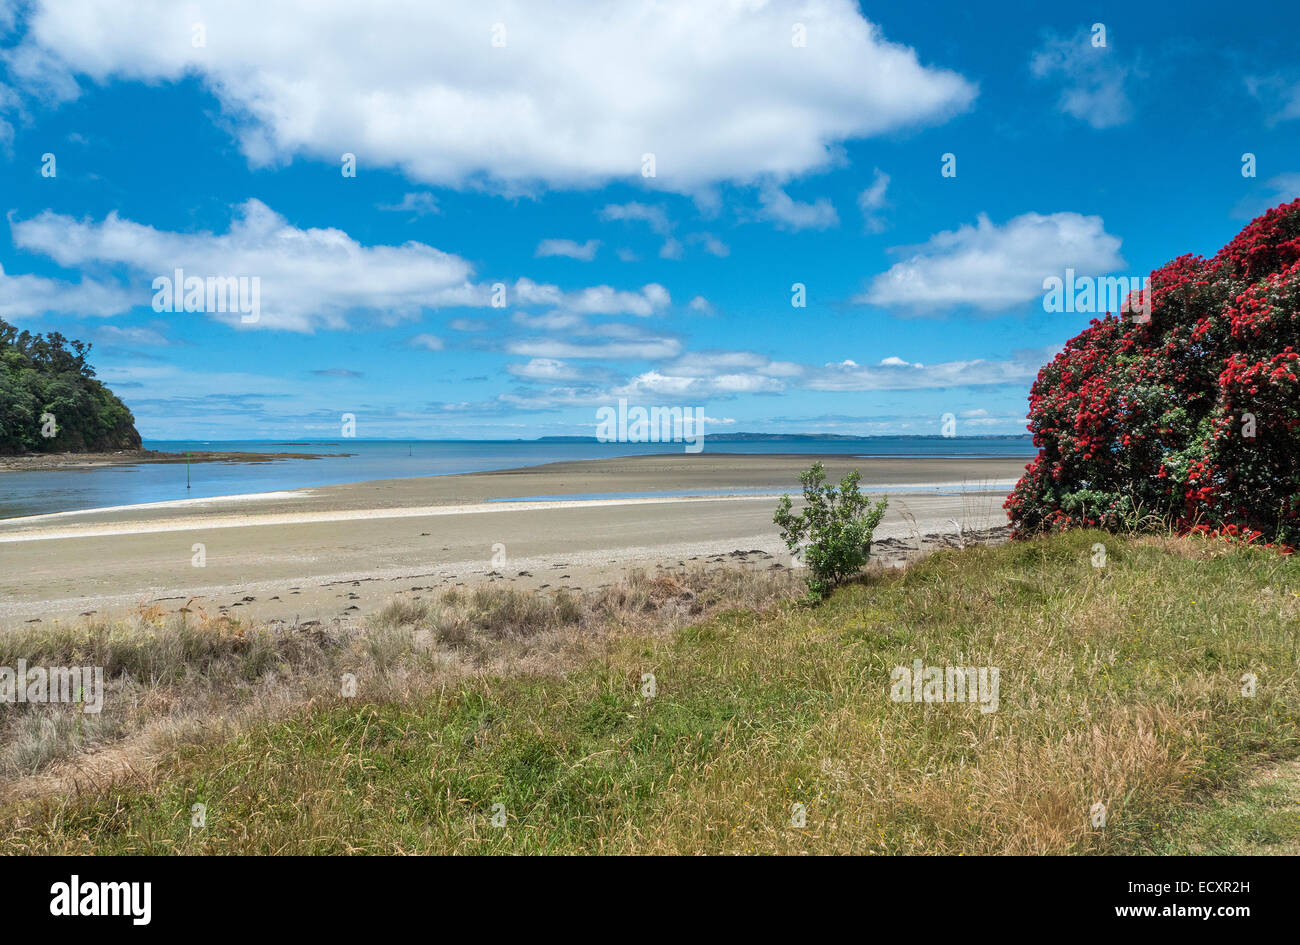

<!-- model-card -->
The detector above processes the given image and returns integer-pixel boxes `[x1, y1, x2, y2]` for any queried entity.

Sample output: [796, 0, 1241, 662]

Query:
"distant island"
[0, 317, 141, 455]
[537, 432, 1033, 442]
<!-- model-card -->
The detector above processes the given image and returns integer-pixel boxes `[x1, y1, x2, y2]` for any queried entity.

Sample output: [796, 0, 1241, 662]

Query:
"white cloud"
[687, 296, 715, 315]
[96, 323, 171, 345]
[511, 310, 584, 331]
[857, 168, 890, 233]
[1030, 31, 1134, 129]
[658, 238, 684, 260]
[506, 358, 603, 382]
[0, 262, 135, 317]
[690, 233, 730, 257]
[806, 349, 1055, 391]
[449, 317, 488, 331]
[379, 192, 440, 216]
[1245, 75, 1300, 124]
[11, 202, 672, 331]
[756, 186, 839, 231]
[508, 337, 681, 361]
[506, 318, 682, 361]
[663, 350, 802, 379]
[615, 370, 785, 397]
[859, 211, 1125, 311]
[599, 203, 672, 236]
[511, 279, 670, 317]
[408, 333, 444, 351]
[11, 200, 485, 332]
[536, 238, 600, 261]
[3, 1, 975, 192]
[605, 350, 803, 399]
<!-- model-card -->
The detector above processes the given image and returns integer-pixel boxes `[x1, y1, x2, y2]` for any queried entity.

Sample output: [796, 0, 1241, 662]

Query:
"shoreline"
[1, 453, 1025, 629]
[0, 476, 1020, 529]
[0, 448, 354, 473]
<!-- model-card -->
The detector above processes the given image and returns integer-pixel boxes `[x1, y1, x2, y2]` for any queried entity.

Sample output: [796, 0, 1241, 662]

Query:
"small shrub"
[773, 462, 888, 601]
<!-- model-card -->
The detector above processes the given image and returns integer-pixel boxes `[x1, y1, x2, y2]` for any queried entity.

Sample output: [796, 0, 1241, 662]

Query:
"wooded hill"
[0, 317, 142, 455]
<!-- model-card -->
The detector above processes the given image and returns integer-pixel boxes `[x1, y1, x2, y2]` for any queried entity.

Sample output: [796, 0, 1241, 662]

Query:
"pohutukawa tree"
[1006, 199, 1300, 550]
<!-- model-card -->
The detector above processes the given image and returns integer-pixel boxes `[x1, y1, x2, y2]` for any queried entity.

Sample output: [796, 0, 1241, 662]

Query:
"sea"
[0, 437, 1037, 520]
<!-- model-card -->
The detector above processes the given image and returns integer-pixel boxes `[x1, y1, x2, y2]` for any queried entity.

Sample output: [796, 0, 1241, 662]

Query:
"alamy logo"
[0, 661, 104, 713]
[1042, 269, 1150, 321]
[890, 659, 1000, 713]
[50, 875, 151, 925]
[152, 267, 261, 323]
[596, 398, 705, 453]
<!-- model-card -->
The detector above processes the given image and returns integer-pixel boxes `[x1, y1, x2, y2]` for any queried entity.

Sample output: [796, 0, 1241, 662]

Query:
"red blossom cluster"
[1006, 199, 1300, 551]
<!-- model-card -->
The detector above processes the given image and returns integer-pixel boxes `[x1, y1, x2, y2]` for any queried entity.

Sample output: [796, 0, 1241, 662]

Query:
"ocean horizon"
[1, 436, 1035, 520]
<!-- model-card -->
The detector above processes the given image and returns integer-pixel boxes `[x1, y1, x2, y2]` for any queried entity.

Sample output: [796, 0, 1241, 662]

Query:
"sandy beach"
[0, 453, 1026, 628]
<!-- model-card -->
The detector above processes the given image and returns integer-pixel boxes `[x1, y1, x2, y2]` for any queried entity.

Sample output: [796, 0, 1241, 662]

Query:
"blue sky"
[1, 0, 1298, 440]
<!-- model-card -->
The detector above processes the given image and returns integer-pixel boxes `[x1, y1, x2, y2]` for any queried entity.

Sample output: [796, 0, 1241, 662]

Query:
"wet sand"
[0, 454, 1028, 628]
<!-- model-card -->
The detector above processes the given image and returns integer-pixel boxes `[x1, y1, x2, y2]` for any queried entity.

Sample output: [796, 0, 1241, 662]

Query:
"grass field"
[2, 530, 1297, 854]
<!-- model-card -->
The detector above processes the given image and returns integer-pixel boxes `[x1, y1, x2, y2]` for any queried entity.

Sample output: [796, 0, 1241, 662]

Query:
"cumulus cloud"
[658, 238, 684, 260]
[599, 203, 672, 236]
[506, 358, 607, 382]
[536, 238, 600, 261]
[602, 350, 804, 399]
[615, 370, 785, 397]
[805, 349, 1055, 391]
[2, 0, 974, 192]
[511, 277, 670, 316]
[11, 200, 485, 332]
[689, 232, 730, 257]
[1030, 30, 1134, 129]
[859, 211, 1124, 311]
[10, 202, 673, 331]
[755, 186, 839, 231]
[857, 168, 890, 233]
[0, 262, 136, 317]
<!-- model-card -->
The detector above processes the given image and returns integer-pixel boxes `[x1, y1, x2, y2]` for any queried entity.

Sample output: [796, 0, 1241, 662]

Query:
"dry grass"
[1, 529, 1296, 854]
[0, 564, 799, 797]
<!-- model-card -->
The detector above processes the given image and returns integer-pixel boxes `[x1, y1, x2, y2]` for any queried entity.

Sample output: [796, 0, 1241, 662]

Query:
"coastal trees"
[774, 462, 888, 600]
[1007, 199, 1300, 549]
[0, 317, 142, 454]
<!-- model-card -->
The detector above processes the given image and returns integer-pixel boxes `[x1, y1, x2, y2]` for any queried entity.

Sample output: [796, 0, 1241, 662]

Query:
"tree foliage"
[0, 317, 142, 454]
[1007, 199, 1300, 550]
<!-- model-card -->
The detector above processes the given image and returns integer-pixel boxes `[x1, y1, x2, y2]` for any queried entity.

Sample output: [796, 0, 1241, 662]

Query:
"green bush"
[773, 462, 887, 601]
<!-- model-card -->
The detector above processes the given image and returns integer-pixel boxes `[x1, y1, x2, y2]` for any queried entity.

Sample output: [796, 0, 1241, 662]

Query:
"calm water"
[0, 438, 1036, 520]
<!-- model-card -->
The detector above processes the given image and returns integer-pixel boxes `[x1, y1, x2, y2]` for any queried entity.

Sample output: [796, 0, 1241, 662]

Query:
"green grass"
[2, 530, 1298, 854]
[1147, 760, 1300, 855]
